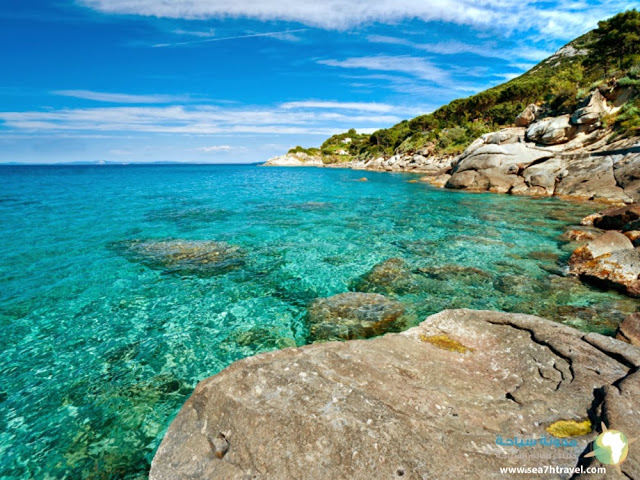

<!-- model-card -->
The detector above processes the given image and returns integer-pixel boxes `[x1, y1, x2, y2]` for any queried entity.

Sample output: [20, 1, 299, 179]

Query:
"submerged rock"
[417, 264, 492, 285]
[351, 258, 425, 295]
[150, 309, 640, 480]
[306, 292, 405, 341]
[116, 240, 245, 277]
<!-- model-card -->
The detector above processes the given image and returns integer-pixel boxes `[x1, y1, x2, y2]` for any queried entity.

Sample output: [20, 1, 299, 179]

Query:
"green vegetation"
[287, 145, 321, 156]
[319, 128, 370, 156]
[293, 10, 639, 163]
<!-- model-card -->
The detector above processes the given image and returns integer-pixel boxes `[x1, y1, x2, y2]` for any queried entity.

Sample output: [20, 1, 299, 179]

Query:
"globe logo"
[592, 430, 629, 465]
[585, 422, 636, 474]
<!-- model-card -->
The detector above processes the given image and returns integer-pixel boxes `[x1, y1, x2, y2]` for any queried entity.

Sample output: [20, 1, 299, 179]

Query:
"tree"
[591, 9, 640, 73]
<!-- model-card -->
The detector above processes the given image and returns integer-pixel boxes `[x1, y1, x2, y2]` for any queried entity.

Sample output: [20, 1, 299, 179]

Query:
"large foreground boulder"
[150, 309, 640, 480]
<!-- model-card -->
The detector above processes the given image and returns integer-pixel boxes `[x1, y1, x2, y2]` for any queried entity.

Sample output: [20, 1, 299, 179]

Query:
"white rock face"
[262, 152, 324, 167]
[526, 115, 576, 145]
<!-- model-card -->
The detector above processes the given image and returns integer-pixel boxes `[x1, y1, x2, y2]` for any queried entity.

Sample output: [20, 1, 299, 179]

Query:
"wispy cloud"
[195, 145, 234, 152]
[172, 28, 216, 38]
[280, 101, 394, 113]
[0, 102, 406, 136]
[54, 90, 188, 104]
[152, 28, 307, 47]
[78, 0, 627, 39]
[318, 56, 450, 85]
[367, 35, 553, 63]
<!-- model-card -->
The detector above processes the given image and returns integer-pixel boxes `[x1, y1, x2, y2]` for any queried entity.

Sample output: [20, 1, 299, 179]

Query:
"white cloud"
[54, 90, 187, 104]
[367, 35, 553, 63]
[318, 56, 450, 84]
[0, 103, 404, 136]
[195, 145, 234, 152]
[173, 28, 216, 38]
[152, 28, 306, 47]
[280, 101, 394, 113]
[78, 0, 628, 38]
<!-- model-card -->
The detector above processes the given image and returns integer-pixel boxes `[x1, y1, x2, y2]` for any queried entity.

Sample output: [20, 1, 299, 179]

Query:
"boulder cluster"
[444, 90, 639, 202]
[567, 204, 640, 297]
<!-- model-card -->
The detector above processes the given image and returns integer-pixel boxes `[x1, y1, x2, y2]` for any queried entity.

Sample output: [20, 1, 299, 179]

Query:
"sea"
[1, 164, 637, 478]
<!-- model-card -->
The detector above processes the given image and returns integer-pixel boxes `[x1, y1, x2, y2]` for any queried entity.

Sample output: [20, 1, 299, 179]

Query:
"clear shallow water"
[0, 164, 637, 478]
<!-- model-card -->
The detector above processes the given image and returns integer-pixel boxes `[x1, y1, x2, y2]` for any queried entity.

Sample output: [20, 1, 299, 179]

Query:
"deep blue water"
[0, 164, 637, 478]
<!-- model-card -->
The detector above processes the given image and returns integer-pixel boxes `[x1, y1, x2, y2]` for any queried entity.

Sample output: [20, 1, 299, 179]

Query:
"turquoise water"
[0, 164, 637, 478]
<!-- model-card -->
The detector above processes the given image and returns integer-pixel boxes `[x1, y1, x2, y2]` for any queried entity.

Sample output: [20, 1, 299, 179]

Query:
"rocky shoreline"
[154, 90, 640, 479]
[263, 89, 639, 204]
[151, 309, 640, 479]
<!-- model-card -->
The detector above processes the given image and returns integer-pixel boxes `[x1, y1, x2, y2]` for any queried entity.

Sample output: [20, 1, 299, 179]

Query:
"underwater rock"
[151, 309, 640, 480]
[306, 292, 405, 341]
[221, 327, 297, 353]
[351, 258, 423, 295]
[115, 240, 245, 277]
[417, 264, 492, 285]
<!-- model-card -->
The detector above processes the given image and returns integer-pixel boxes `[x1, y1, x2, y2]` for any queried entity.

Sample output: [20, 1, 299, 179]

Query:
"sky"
[0, 0, 636, 164]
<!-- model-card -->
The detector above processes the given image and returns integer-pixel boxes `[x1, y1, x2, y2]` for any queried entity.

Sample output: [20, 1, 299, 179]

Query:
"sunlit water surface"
[0, 164, 637, 478]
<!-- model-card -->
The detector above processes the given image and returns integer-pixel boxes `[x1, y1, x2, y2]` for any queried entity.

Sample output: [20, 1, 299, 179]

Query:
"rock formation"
[262, 152, 324, 167]
[150, 309, 640, 480]
[567, 206, 640, 296]
[446, 99, 640, 202]
[617, 312, 640, 346]
[263, 89, 639, 204]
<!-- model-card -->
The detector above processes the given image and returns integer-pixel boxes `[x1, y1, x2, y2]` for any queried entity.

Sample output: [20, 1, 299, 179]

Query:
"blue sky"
[0, 0, 636, 164]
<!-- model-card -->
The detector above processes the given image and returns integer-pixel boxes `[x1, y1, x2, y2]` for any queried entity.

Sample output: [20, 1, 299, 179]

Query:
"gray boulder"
[526, 115, 576, 145]
[554, 155, 631, 201]
[515, 104, 540, 127]
[617, 312, 640, 346]
[613, 151, 640, 202]
[571, 90, 607, 125]
[150, 309, 640, 480]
